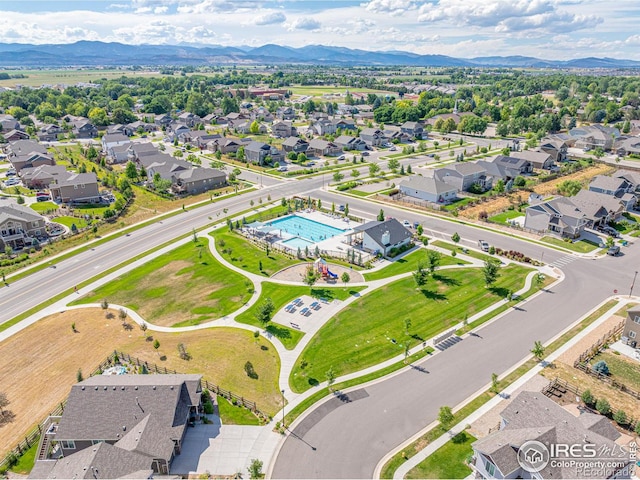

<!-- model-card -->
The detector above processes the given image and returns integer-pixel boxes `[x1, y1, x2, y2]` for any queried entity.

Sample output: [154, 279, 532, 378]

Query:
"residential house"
[569, 124, 620, 151]
[524, 197, 588, 238]
[571, 189, 626, 227]
[588, 175, 637, 211]
[276, 106, 296, 121]
[49, 172, 101, 204]
[146, 157, 192, 181]
[108, 143, 133, 164]
[235, 121, 267, 135]
[171, 167, 226, 195]
[179, 130, 220, 148]
[614, 136, 640, 157]
[154, 113, 173, 128]
[20, 165, 67, 189]
[622, 305, 640, 348]
[307, 139, 342, 157]
[398, 175, 457, 203]
[424, 111, 476, 127]
[281, 137, 309, 154]
[334, 135, 367, 151]
[349, 218, 412, 256]
[106, 124, 134, 137]
[400, 121, 425, 139]
[208, 137, 243, 155]
[128, 142, 159, 162]
[614, 170, 640, 193]
[37, 124, 65, 142]
[478, 155, 533, 183]
[0, 114, 20, 132]
[3, 129, 30, 142]
[224, 112, 248, 128]
[128, 120, 157, 133]
[244, 141, 283, 165]
[9, 150, 55, 173]
[167, 124, 190, 142]
[177, 112, 202, 128]
[72, 120, 98, 139]
[511, 150, 554, 170]
[30, 374, 203, 478]
[471, 391, 629, 479]
[102, 133, 130, 153]
[383, 128, 411, 143]
[251, 107, 274, 123]
[7, 140, 47, 157]
[434, 162, 492, 192]
[539, 135, 569, 162]
[202, 113, 218, 125]
[0, 204, 47, 251]
[333, 118, 357, 132]
[359, 128, 388, 147]
[312, 119, 336, 136]
[271, 121, 297, 138]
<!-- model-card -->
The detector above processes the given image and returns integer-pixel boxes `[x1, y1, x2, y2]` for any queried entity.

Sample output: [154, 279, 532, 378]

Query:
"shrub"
[478, 211, 488, 221]
[596, 398, 611, 415]
[581, 389, 595, 406]
[613, 409, 627, 426]
[592, 361, 609, 375]
[203, 400, 214, 414]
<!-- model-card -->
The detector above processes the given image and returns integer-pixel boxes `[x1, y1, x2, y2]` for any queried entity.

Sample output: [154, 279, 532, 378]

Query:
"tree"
[0, 391, 9, 416]
[592, 360, 609, 375]
[482, 259, 501, 287]
[490, 373, 499, 393]
[605, 236, 615, 249]
[341, 272, 350, 285]
[325, 366, 336, 391]
[302, 265, 318, 288]
[557, 180, 582, 197]
[118, 308, 128, 324]
[153, 339, 160, 355]
[368, 163, 380, 177]
[255, 297, 275, 324]
[101, 298, 109, 315]
[236, 145, 245, 162]
[438, 405, 454, 429]
[531, 340, 545, 361]
[451, 232, 460, 245]
[387, 158, 400, 171]
[249, 120, 260, 134]
[344, 204, 349, 217]
[613, 409, 627, 426]
[351, 169, 360, 179]
[333, 171, 344, 182]
[77, 368, 84, 382]
[248, 458, 263, 479]
[426, 250, 441, 274]
[140, 321, 147, 337]
[581, 389, 595, 406]
[377, 209, 385, 221]
[413, 261, 429, 287]
[125, 161, 138, 181]
[404, 318, 412, 335]
[596, 398, 611, 415]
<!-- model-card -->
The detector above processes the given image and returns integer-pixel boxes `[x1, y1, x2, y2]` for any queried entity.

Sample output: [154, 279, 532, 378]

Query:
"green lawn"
[488, 209, 525, 224]
[235, 282, 365, 350]
[7, 442, 37, 475]
[541, 236, 599, 253]
[53, 216, 88, 229]
[213, 229, 300, 276]
[364, 248, 469, 281]
[432, 240, 495, 262]
[443, 197, 476, 211]
[71, 203, 111, 217]
[75, 238, 253, 327]
[217, 396, 261, 425]
[406, 431, 476, 479]
[591, 351, 640, 391]
[290, 264, 532, 392]
[30, 201, 59, 213]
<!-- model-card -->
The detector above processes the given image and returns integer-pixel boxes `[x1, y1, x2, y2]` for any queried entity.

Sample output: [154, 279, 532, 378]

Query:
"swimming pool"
[267, 215, 347, 243]
[281, 237, 316, 250]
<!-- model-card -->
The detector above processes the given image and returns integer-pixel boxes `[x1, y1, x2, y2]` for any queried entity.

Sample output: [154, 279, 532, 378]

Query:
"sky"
[0, 0, 639, 60]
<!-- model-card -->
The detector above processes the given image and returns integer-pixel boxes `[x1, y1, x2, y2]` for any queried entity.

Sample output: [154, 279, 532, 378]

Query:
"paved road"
[271, 192, 639, 479]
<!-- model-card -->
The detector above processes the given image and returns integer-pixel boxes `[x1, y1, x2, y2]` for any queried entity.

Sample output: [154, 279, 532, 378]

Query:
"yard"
[290, 264, 533, 392]
[364, 247, 469, 281]
[213, 229, 300, 277]
[541, 236, 600, 253]
[0, 308, 281, 458]
[29, 201, 59, 214]
[590, 350, 640, 391]
[52, 215, 88, 229]
[488, 209, 525, 225]
[75, 238, 253, 327]
[235, 282, 364, 349]
[406, 431, 476, 479]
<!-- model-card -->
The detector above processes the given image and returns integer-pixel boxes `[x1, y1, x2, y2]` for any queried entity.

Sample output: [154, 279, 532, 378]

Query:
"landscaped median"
[290, 264, 534, 393]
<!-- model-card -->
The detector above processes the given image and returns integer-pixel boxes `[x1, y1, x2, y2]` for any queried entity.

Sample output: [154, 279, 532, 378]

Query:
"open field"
[407, 431, 476, 479]
[290, 264, 532, 392]
[0, 308, 281, 457]
[289, 85, 395, 98]
[363, 247, 469, 281]
[0, 69, 162, 87]
[75, 238, 253, 327]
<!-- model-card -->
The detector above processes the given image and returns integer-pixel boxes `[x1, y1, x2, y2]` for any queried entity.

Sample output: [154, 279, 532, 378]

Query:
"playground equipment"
[314, 258, 338, 280]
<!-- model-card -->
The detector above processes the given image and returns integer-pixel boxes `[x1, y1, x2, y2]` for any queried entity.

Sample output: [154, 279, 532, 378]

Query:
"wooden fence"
[573, 320, 625, 365]
[0, 350, 268, 471]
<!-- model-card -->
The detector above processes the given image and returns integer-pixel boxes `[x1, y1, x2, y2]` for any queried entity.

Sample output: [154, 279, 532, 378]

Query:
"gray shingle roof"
[355, 218, 412, 248]
[399, 175, 456, 195]
[589, 175, 627, 192]
[0, 204, 44, 224]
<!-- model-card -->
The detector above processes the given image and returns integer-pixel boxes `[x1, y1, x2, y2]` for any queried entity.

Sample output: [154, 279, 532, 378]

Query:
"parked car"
[5, 169, 16, 177]
[36, 195, 50, 202]
[389, 146, 397, 151]
[4, 178, 20, 186]
[403, 220, 412, 228]
[362, 151, 370, 156]
[337, 155, 346, 161]
[607, 246, 620, 256]
[338, 204, 345, 212]
[277, 166, 288, 172]
[478, 240, 490, 252]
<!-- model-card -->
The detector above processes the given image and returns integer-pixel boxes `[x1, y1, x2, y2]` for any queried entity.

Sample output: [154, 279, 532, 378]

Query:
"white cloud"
[288, 17, 321, 31]
[364, 0, 418, 16]
[154, 6, 169, 14]
[253, 12, 286, 26]
[176, 0, 253, 14]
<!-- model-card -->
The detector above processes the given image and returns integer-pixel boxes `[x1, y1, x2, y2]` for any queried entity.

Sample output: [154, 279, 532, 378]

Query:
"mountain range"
[0, 41, 639, 69]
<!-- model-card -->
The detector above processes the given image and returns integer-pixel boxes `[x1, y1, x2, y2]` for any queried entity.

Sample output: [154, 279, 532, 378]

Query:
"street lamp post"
[281, 389, 286, 429]
[630, 271, 638, 298]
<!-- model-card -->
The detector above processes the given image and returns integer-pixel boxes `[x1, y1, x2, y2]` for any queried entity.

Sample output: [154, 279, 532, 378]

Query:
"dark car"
[607, 246, 620, 256]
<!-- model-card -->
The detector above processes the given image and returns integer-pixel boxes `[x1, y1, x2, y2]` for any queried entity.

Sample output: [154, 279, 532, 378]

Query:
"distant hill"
[0, 41, 639, 68]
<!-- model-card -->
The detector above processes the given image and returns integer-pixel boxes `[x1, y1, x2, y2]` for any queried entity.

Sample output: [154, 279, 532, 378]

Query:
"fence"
[0, 350, 269, 471]
[574, 363, 640, 401]
[382, 193, 445, 212]
[573, 320, 625, 365]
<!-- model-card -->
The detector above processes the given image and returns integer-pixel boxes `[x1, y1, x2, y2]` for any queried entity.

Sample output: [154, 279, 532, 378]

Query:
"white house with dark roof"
[510, 150, 554, 170]
[30, 374, 202, 478]
[472, 391, 629, 479]
[349, 218, 412, 256]
[399, 175, 457, 203]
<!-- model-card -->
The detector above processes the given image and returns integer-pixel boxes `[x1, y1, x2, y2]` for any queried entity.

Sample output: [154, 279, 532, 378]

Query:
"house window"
[629, 331, 636, 339]
[91, 440, 104, 445]
[74, 185, 78, 189]
[634, 316, 640, 324]
[60, 440, 76, 449]
[484, 459, 495, 476]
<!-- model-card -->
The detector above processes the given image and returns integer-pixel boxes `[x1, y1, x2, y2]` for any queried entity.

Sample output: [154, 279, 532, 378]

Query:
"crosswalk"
[550, 254, 576, 268]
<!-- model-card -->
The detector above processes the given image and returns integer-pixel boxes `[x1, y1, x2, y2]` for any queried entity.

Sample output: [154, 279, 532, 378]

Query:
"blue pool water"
[267, 215, 347, 244]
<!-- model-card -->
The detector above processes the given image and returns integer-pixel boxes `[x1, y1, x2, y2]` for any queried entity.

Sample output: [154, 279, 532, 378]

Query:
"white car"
[4, 178, 20, 186]
[277, 166, 288, 172]
[337, 155, 346, 161]
[403, 220, 412, 228]
[389, 146, 397, 151]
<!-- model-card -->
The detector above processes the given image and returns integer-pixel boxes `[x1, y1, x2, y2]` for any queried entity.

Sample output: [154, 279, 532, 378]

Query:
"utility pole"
[630, 270, 638, 298]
